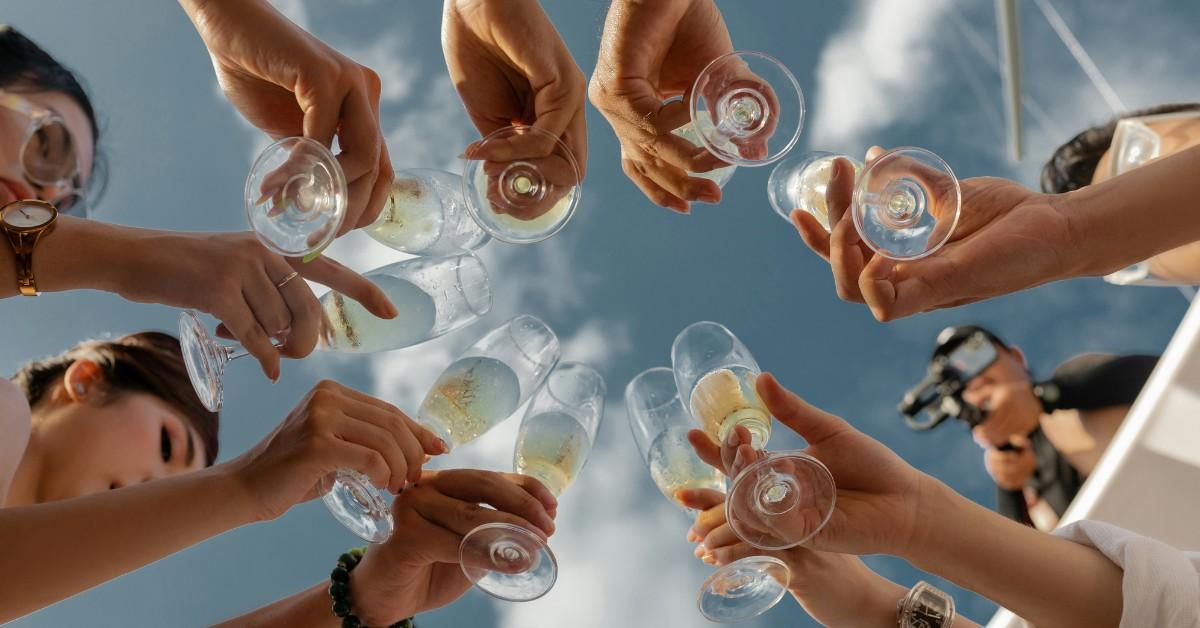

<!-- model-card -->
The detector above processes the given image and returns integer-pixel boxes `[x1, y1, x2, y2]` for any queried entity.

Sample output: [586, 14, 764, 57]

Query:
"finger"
[757, 373, 852, 445]
[829, 211, 868, 303]
[355, 146, 394, 231]
[219, 299, 281, 381]
[333, 74, 383, 185]
[641, 157, 722, 206]
[678, 487, 727, 513]
[706, 542, 764, 568]
[433, 470, 556, 535]
[622, 158, 688, 213]
[243, 262, 294, 344]
[860, 256, 942, 322]
[333, 415, 408, 493]
[792, 210, 832, 261]
[414, 483, 553, 538]
[329, 440, 392, 495]
[300, 83, 342, 149]
[563, 104, 589, 177]
[690, 502, 727, 539]
[687, 429, 723, 471]
[505, 472, 561, 515]
[866, 145, 886, 162]
[335, 385, 447, 455]
[294, 256, 397, 319]
[387, 509, 463, 564]
[826, 157, 856, 228]
[338, 397, 427, 486]
[264, 255, 321, 359]
[719, 424, 754, 475]
[699, 521, 741, 551]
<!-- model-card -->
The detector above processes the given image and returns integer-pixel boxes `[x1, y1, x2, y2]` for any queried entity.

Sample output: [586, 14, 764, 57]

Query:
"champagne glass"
[625, 367, 726, 514]
[245, 137, 347, 257]
[673, 51, 805, 188]
[461, 125, 583, 244]
[365, 168, 490, 256]
[415, 314, 560, 450]
[459, 362, 606, 602]
[768, 148, 963, 260]
[671, 321, 836, 623]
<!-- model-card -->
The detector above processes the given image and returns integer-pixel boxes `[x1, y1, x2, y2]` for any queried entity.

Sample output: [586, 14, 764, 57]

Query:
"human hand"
[688, 373, 926, 557]
[181, 0, 392, 234]
[443, 0, 586, 221]
[223, 380, 447, 523]
[681, 487, 908, 628]
[791, 148, 1075, 321]
[348, 469, 558, 625]
[968, 381, 1041, 448]
[982, 435, 1036, 491]
[590, 0, 735, 212]
[122, 230, 394, 379]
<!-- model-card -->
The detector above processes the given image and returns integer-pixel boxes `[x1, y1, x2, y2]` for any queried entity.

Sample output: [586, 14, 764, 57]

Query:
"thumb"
[678, 487, 726, 512]
[756, 373, 852, 445]
[299, 81, 341, 148]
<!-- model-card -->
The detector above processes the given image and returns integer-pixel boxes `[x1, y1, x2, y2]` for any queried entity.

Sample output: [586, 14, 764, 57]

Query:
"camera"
[899, 330, 998, 431]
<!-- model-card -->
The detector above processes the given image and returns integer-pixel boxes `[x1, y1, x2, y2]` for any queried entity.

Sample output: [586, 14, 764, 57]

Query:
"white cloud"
[809, 0, 956, 150]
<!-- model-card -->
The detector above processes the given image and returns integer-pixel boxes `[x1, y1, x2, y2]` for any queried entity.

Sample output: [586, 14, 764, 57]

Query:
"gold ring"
[275, 271, 300, 289]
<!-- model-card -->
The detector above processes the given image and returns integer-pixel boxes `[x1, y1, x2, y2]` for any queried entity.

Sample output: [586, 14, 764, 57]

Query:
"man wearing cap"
[932, 325, 1158, 530]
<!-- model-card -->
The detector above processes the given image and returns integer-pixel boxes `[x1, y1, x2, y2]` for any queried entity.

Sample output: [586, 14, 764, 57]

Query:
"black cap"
[931, 325, 1007, 362]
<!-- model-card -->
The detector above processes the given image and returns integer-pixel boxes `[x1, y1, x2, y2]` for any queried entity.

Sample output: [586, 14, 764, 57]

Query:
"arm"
[0, 379, 32, 503]
[1147, 240, 1200, 283]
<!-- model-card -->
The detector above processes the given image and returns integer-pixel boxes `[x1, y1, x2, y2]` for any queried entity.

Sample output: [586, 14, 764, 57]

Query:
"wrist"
[900, 474, 961, 565]
[348, 551, 415, 626]
[212, 456, 276, 525]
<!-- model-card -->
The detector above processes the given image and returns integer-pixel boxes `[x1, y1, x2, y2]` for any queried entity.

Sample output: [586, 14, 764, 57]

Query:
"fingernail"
[701, 552, 716, 565]
[725, 429, 739, 446]
[456, 152, 468, 159]
[436, 439, 449, 454]
[698, 192, 720, 204]
[693, 544, 705, 558]
[687, 531, 700, 543]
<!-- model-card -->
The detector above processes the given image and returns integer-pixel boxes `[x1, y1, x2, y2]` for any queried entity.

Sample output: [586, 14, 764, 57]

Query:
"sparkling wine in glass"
[625, 367, 726, 513]
[671, 321, 836, 623]
[365, 168, 490, 256]
[415, 314, 560, 450]
[459, 362, 605, 602]
[245, 137, 347, 258]
[671, 51, 805, 190]
[768, 148, 962, 260]
[461, 125, 583, 244]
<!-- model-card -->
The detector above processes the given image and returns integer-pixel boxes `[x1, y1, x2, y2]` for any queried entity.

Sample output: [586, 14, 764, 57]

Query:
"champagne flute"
[461, 125, 583, 244]
[768, 148, 963, 260]
[459, 362, 606, 602]
[671, 321, 836, 623]
[365, 168, 490, 256]
[625, 367, 726, 514]
[245, 137, 347, 257]
[673, 51, 805, 189]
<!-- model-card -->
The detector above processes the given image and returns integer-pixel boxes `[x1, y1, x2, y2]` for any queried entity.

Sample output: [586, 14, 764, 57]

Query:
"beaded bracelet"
[329, 546, 415, 628]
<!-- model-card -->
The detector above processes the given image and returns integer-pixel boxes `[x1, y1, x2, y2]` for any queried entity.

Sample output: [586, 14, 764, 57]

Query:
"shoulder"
[0, 378, 32, 474]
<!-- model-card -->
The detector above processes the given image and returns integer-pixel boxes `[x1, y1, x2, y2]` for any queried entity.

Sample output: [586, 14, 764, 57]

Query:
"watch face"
[2, 200, 55, 229]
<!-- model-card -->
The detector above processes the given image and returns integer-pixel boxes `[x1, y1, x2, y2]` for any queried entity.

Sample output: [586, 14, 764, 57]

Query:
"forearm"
[0, 216, 147, 299]
[1063, 144, 1200, 277]
[213, 583, 337, 628]
[0, 467, 256, 622]
[906, 478, 1123, 628]
[1147, 240, 1200, 283]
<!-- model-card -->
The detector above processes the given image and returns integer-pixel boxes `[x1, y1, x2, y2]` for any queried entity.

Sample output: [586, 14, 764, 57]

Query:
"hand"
[970, 383, 1041, 448]
[223, 380, 447, 523]
[181, 0, 392, 234]
[348, 469, 558, 625]
[982, 435, 1036, 491]
[590, 0, 735, 213]
[443, 0, 586, 220]
[689, 373, 926, 557]
[681, 488, 908, 628]
[792, 148, 1076, 321]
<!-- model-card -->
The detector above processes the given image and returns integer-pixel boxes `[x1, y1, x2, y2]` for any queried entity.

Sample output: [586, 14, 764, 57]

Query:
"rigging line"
[1032, 0, 1127, 114]
[947, 5, 1066, 141]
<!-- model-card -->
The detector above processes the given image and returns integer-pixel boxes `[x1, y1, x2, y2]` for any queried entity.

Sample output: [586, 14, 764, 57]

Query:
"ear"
[62, 359, 107, 403]
[1008, 345, 1028, 370]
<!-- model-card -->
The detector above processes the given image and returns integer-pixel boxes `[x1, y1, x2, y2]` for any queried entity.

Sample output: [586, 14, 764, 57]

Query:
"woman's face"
[34, 391, 206, 502]
[0, 89, 94, 207]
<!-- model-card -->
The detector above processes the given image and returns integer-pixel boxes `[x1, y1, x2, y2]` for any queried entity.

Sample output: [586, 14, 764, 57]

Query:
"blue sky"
[4, 1, 1199, 626]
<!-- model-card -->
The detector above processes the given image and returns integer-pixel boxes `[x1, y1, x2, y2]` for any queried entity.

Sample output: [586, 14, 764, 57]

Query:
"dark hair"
[11, 332, 219, 466]
[0, 25, 107, 205]
[1040, 102, 1200, 194]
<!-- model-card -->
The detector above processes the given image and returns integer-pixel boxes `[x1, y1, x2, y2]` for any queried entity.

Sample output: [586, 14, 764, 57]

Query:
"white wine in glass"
[460, 362, 606, 603]
[671, 321, 772, 449]
[365, 168, 490, 256]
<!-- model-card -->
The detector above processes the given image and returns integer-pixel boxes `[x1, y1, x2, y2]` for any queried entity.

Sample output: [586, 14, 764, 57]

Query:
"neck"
[6, 421, 46, 507]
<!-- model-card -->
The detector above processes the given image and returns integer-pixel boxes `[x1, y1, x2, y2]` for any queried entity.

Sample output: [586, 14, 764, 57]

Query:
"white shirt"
[1055, 520, 1200, 627]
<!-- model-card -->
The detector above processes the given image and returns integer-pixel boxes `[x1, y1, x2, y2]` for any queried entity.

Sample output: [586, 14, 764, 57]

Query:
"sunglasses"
[0, 91, 89, 216]
[1110, 110, 1200, 178]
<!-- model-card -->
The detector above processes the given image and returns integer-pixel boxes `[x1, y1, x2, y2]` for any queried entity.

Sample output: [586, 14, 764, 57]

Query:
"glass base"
[698, 555, 789, 623]
[852, 147, 961, 261]
[460, 522, 557, 602]
[726, 451, 836, 550]
[245, 136, 347, 257]
[321, 469, 393, 543]
[178, 310, 226, 413]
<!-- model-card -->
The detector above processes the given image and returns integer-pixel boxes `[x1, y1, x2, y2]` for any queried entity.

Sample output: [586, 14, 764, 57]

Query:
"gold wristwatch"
[1, 200, 58, 296]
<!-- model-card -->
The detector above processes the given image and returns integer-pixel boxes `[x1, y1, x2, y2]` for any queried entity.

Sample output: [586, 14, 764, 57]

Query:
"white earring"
[74, 383, 86, 395]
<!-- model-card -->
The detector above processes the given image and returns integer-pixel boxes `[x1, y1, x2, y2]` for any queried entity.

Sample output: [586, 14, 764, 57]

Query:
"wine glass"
[768, 148, 963, 260]
[459, 362, 606, 602]
[672, 51, 805, 189]
[671, 321, 836, 623]
[245, 137, 347, 258]
[625, 367, 726, 514]
[365, 168, 490, 256]
[462, 125, 583, 244]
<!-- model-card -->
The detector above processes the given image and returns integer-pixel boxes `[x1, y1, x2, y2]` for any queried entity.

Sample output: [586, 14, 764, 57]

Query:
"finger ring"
[275, 271, 300, 289]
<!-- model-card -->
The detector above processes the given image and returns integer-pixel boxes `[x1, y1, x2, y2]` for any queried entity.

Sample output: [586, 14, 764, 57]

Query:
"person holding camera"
[903, 325, 1158, 530]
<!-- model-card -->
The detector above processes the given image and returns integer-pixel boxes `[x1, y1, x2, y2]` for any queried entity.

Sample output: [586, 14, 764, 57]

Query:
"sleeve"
[1045, 354, 1159, 411]
[1054, 520, 1200, 628]
[996, 488, 1033, 526]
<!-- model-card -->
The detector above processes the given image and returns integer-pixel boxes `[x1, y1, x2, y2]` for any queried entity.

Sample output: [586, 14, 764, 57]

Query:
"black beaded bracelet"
[329, 546, 415, 628]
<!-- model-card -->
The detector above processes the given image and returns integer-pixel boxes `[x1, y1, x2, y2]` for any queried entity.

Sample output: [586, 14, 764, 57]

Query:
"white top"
[1055, 520, 1200, 628]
